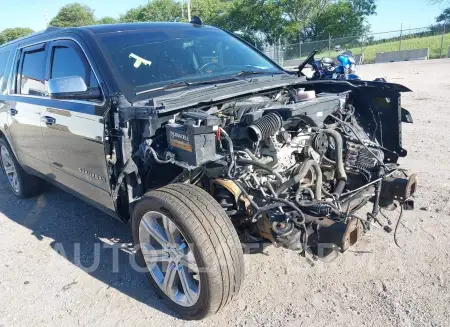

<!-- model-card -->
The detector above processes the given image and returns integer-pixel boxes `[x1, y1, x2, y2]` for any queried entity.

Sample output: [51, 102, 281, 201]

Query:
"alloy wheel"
[1, 145, 19, 193]
[139, 211, 200, 307]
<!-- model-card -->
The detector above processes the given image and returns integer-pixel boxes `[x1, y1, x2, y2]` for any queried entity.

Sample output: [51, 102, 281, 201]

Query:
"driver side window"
[50, 42, 101, 101]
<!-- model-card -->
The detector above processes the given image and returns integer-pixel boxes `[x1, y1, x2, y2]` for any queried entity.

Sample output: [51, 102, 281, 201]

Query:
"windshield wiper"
[136, 81, 192, 95]
[136, 77, 239, 96]
[235, 70, 267, 77]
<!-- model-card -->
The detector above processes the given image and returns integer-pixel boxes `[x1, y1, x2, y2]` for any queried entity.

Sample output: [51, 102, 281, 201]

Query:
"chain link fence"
[263, 25, 450, 67]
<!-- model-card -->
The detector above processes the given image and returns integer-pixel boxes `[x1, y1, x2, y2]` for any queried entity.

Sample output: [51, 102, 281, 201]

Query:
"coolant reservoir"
[297, 89, 316, 101]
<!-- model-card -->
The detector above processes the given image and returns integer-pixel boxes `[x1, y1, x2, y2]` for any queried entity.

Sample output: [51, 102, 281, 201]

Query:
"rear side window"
[20, 49, 47, 97]
[51, 46, 99, 89]
[0, 50, 11, 93]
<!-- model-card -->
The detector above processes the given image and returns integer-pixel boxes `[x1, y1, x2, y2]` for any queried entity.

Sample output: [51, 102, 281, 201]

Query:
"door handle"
[41, 116, 56, 126]
[8, 108, 18, 116]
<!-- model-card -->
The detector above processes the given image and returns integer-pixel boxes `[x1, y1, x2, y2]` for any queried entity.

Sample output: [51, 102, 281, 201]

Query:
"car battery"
[166, 112, 222, 167]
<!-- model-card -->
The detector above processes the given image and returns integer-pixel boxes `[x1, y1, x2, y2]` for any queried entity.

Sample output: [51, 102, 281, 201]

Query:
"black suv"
[0, 22, 417, 319]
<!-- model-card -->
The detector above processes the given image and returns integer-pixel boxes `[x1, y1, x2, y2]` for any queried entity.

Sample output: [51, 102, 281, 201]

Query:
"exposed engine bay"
[113, 81, 418, 255]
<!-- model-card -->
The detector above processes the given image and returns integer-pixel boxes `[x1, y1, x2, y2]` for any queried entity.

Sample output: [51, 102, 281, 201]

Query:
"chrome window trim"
[0, 49, 12, 94]
[7, 36, 106, 108]
[7, 47, 18, 96]
[5, 93, 105, 107]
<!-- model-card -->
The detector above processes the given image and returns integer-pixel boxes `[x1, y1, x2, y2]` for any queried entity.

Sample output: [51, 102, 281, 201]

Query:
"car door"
[6, 43, 52, 176]
[41, 39, 114, 211]
[0, 49, 13, 137]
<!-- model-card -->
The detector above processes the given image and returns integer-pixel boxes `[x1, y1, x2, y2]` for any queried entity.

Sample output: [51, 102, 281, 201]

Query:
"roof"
[0, 22, 214, 49]
[85, 22, 214, 34]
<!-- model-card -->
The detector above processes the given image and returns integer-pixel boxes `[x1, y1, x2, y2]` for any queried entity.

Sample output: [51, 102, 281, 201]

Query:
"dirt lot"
[1, 59, 450, 327]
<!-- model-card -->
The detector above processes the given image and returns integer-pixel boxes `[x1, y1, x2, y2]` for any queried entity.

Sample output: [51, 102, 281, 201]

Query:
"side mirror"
[49, 76, 102, 100]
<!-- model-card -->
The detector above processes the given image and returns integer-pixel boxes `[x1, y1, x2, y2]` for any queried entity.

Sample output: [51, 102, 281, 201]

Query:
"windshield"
[98, 26, 283, 101]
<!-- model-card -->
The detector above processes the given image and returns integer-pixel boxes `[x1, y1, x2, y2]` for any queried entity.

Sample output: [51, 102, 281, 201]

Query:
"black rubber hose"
[333, 180, 346, 198]
[252, 196, 308, 224]
[324, 129, 347, 181]
[310, 161, 323, 200]
[236, 158, 284, 182]
[251, 198, 312, 225]
[329, 114, 387, 169]
[248, 112, 283, 142]
[322, 155, 336, 165]
[148, 147, 172, 164]
[233, 179, 260, 211]
[322, 185, 334, 198]
[275, 160, 311, 195]
[295, 186, 315, 201]
[273, 198, 309, 224]
[241, 148, 260, 161]
[219, 128, 236, 179]
[275, 159, 322, 199]
[220, 127, 234, 155]
[295, 199, 342, 216]
[251, 203, 284, 221]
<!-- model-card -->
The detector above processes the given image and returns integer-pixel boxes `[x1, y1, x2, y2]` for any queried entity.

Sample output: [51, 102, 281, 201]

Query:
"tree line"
[0, 0, 378, 47]
[12, 0, 450, 49]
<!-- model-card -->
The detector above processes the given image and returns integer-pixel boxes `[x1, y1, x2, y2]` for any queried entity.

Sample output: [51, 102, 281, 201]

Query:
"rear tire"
[0, 137, 43, 198]
[132, 183, 244, 320]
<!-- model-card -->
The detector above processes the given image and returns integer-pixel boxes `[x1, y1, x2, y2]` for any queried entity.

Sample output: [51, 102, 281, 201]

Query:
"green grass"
[293, 33, 450, 64]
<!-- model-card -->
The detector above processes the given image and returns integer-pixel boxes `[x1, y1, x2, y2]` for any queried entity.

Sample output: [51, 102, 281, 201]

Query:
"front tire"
[132, 183, 244, 320]
[0, 137, 43, 198]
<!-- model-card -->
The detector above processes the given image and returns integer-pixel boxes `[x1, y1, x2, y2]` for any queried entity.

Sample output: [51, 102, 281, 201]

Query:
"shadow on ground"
[0, 174, 180, 318]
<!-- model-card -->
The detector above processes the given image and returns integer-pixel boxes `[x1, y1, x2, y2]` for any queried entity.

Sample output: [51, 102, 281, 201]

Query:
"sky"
[367, 0, 446, 33]
[0, 0, 447, 35]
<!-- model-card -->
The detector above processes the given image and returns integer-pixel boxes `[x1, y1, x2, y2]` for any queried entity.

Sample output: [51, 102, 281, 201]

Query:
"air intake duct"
[247, 112, 282, 142]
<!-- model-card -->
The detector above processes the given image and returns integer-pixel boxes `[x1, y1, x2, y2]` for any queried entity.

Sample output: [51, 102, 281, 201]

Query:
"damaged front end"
[107, 79, 417, 257]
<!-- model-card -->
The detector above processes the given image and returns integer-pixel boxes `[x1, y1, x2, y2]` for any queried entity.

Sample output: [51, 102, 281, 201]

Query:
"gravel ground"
[1, 59, 450, 327]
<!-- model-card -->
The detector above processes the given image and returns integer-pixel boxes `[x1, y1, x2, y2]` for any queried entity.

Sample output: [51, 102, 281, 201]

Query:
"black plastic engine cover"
[262, 94, 342, 126]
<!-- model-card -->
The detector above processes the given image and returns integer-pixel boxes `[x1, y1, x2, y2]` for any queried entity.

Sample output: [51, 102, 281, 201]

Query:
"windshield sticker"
[129, 53, 152, 68]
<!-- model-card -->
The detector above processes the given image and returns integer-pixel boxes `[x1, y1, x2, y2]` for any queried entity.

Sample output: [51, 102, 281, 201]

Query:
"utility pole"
[44, 8, 49, 27]
[187, 0, 191, 22]
[360, 34, 364, 58]
[278, 38, 281, 65]
[399, 23, 403, 51]
[328, 33, 331, 57]
[181, 1, 184, 20]
[440, 24, 446, 58]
